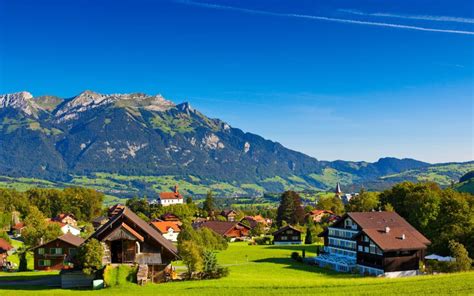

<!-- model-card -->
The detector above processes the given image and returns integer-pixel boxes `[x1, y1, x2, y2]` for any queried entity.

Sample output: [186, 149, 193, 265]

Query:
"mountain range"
[0, 91, 472, 197]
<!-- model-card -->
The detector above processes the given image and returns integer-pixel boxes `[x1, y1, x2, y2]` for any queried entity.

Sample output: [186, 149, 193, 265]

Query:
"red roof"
[0, 238, 13, 252]
[309, 210, 334, 216]
[159, 192, 183, 200]
[194, 221, 250, 237]
[150, 221, 181, 233]
[12, 222, 24, 230]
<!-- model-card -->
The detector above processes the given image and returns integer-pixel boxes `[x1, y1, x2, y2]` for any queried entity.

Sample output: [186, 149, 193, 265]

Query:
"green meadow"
[0, 242, 472, 295]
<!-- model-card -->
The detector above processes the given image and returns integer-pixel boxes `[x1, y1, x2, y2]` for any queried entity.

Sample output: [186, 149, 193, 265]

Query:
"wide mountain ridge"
[0, 91, 471, 197]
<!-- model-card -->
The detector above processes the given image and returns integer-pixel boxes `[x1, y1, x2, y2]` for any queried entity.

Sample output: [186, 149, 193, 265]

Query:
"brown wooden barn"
[32, 232, 84, 271]
[89, 206, 179, 282]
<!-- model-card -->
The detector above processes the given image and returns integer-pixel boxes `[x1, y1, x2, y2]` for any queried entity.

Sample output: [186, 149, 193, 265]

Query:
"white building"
[156, 185, 184, 206]
[150, 221, 181, 242]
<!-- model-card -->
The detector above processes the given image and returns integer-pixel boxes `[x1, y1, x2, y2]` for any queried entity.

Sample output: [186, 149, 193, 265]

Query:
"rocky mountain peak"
[0, 91, 41, 116]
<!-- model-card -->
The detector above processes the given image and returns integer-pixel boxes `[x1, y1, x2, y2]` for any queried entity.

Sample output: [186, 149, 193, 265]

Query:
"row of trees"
[0, 187, 104, 222]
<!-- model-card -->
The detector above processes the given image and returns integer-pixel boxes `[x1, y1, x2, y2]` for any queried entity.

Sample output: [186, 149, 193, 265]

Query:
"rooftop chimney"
[385, 226, 390, 233]
[401, 234, 406, 240]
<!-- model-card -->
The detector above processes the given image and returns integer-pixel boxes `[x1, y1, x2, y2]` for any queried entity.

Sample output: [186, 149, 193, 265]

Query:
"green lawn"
[0, 242, 473, 295]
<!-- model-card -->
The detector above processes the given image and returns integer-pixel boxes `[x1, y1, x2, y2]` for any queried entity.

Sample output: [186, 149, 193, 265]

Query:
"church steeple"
[335, 182, 342, 197]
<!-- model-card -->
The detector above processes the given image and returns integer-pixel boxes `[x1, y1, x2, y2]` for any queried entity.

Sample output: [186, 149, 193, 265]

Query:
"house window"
[358, 245, 363, 252]
[287, 230, 293, 234]
[38, 248, 45, 255]
[292, 236, 299, 240]
[50, 248, 63, 255]
[364, 246, 369, 253]
[69, 248, 77, 256]
[363, 236, 369, 242]
[281, 236, 288, 240]
[39, 259, 51, 267]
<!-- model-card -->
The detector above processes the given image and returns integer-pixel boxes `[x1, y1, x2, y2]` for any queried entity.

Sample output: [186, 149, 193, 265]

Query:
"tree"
[126, 196, 150, 218]
[78, 239, 104, 275]
[22, 206, 62, 247]
[250, 222, 265, 237]
[449, 240, 472, 272]
[346, 191, 380, 212]
[276, 191, 305, 227]
[179, 240, 203, 276]
[202, 191, 215, 216]
[304, 226, 313, 244]
[186, 196, 193, 205]
[316, 196, 344, 216]
[18, 247, 28, 271]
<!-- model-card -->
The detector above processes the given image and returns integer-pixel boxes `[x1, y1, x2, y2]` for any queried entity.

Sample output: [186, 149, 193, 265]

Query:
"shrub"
[77, 239, 104, 275]
[104, 265, 137, 287]
[449, 240, 472, 272]
[291, 252, 299, 260]
[254, 236, 272, 245]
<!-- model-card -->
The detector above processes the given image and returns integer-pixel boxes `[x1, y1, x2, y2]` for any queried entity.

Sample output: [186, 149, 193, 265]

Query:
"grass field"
[0, 242, 473, 295]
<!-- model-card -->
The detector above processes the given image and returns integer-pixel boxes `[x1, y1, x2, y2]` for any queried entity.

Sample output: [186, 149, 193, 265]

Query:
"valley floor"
[0, 242, 473, 295]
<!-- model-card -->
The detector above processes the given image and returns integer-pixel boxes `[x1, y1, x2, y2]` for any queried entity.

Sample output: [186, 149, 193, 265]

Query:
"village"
[0, 181, 471, 293]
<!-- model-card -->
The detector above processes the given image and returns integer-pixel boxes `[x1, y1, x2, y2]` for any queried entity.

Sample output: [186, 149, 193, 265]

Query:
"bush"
[254, 236, 272, 245]
[291, 252, 299, 260]
[77, 239, 104, 275]
[104, 265, 137, 287]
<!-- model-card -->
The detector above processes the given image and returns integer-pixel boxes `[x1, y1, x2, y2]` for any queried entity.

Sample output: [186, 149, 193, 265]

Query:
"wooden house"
[32, 232, 85, 270]
[0, 238, 13, 267]
[89, 206, 179, 282]
[306, 210, 335, 223]
[193, 221, 250, 240]
[272, 225, 302, 245]
[316, 211, 430, 277]
[220, 210, 237, 222]
[52, 213, 78, 227]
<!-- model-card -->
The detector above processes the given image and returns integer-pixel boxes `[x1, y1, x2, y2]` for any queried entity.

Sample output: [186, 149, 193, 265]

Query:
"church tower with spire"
[334, 182, 343, 198]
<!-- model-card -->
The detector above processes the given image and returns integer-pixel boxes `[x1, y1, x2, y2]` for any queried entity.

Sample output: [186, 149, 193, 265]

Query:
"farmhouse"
[160, 213, 181, 223]
[89, 206, 179, 282]
[32, 232, 85, 271]
[220, 210, 237, 222]
[11, 222, 25, 237]
[306, 210, 335, 223]
[241, 215, 271, 229]
[316, 211, 430, 277]
[46, 219, 81, 236]
[150, 221, 181, 242]
[193, 221, 250, 240]
[52, 213, 78, 227]
[272, 225, 302, 245]
[156, 185, 184, 206]
[0, 238, 13, 267]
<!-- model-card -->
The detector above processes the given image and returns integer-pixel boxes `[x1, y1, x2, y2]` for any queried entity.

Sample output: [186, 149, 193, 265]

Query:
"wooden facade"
[273, 225, 302, 245]
[316, 212, 430, 277]
[33, 233, 84, 271]
[90, 206, 179, 283]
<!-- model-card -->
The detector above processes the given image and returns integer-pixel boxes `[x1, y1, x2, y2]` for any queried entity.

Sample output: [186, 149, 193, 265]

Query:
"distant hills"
[0, 90, 472, 197]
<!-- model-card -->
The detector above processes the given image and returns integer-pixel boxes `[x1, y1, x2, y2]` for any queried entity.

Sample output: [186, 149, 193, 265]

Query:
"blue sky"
[0, 0, 473, 163]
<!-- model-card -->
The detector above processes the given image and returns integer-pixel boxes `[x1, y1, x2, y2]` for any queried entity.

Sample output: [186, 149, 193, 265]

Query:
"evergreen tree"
[276, 191, 305, 227]
[202, 190, 215, 216]
[304, 226, 313, 244]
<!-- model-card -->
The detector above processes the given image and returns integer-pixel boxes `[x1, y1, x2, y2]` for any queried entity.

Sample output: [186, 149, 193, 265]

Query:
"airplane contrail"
[173, 0, 474, 36]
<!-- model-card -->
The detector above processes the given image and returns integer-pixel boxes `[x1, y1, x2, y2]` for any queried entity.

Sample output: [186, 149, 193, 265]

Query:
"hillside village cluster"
[0, 182, 455, 289]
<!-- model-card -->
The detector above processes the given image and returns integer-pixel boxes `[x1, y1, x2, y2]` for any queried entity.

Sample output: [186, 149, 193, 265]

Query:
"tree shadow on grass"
[253, 257, 357, 279]
[0, 274, 61, 290]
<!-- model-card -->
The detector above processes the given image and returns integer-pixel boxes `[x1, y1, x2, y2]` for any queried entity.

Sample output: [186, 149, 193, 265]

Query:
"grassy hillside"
[0, 242, 473, 295]
[381, 162, 474, 186]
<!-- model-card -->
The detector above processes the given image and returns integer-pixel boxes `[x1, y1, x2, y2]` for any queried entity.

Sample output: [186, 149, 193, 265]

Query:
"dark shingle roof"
[272, 225, 301, 236]
[194, 221, 249, 236]
[348, 212, 431, 251]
